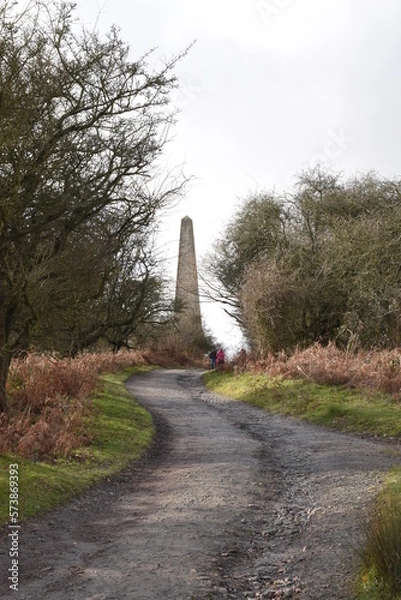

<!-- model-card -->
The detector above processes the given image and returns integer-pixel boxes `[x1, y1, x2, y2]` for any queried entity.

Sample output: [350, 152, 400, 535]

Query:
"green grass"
[355, 489, 401, 599]
[354, 465, 401, 599]
[0, 367, 154, 523]
[203, 371, 401, 438]
[356, 567, 401, 600]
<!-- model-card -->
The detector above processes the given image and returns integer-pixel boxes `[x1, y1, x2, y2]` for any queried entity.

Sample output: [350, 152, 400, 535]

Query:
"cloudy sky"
[76, 0, 401, 351]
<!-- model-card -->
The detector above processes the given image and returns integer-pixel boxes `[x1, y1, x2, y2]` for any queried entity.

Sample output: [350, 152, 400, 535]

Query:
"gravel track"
[1, 368, 401, 599]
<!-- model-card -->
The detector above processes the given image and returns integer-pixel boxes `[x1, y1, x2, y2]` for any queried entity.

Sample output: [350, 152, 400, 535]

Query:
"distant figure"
[216, 348, 225, 368]
[209, 348, 217, 369]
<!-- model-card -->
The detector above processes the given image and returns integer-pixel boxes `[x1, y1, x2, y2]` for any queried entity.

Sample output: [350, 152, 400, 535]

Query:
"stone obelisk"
[175, 216, 203, 343]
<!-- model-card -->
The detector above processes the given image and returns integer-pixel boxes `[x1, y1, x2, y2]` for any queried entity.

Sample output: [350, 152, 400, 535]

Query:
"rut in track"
[1, 368, 400, 599]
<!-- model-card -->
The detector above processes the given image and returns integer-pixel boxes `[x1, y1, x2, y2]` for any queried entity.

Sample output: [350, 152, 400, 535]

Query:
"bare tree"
[209, 167, 401, 355]
[201, 192, 288, 327]
[0, 0, 186, 410]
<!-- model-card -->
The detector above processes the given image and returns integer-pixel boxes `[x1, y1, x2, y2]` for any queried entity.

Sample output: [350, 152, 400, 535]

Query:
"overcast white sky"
[76, 0, 401, 352]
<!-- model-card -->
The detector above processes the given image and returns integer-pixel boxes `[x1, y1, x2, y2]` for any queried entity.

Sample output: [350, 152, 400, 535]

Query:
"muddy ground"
[1, 368, 401, 599]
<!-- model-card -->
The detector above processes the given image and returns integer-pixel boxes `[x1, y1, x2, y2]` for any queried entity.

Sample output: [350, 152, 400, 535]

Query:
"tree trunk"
[0, 349, 11, 412]
[0, 306, 14, 412]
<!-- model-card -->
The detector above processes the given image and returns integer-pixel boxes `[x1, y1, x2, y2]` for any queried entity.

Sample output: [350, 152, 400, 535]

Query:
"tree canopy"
[0, 0, 185, 410]
[206, 167, 401, 355]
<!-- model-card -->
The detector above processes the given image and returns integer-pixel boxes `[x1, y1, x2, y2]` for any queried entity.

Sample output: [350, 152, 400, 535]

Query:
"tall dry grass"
[8, 342, 399, 461]
[0, 345, 206, 461]
[0, 351, 147, 460]
[234, 343, 401, 400]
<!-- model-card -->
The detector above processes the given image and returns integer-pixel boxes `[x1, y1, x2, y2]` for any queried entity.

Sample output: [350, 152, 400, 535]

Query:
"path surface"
[1, 369, 401, 599]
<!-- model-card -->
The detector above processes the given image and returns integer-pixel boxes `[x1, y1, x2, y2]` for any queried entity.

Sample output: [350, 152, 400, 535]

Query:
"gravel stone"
[1, 368, 400, 599]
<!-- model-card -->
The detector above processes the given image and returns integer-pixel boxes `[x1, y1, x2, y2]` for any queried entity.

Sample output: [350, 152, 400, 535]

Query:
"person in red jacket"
[216, 348, 225, 368]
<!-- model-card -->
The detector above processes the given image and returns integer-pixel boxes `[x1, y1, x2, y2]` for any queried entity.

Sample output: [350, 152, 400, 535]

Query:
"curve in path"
[0, 368, 400, 600]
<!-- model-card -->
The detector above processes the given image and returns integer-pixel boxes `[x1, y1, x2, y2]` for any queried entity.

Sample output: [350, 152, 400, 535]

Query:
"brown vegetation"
[233, 343, 401, 400]
[0, 346, 205, 461]
[5, 342, 401, 463]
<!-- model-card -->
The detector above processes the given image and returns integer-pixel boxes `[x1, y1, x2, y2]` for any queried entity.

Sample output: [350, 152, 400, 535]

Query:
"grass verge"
[203, 371, 401, 437]
[355, 470, 401, 600]
[0, 367, 154, 523]
[203, 369, 401, 598]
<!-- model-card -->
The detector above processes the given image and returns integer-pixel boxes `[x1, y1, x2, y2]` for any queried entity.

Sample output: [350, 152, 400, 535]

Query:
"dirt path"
[1, 368, 401, 599]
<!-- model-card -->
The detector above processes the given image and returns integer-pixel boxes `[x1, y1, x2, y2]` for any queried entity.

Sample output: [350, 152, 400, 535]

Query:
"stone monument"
[174, 216, 203, 343]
